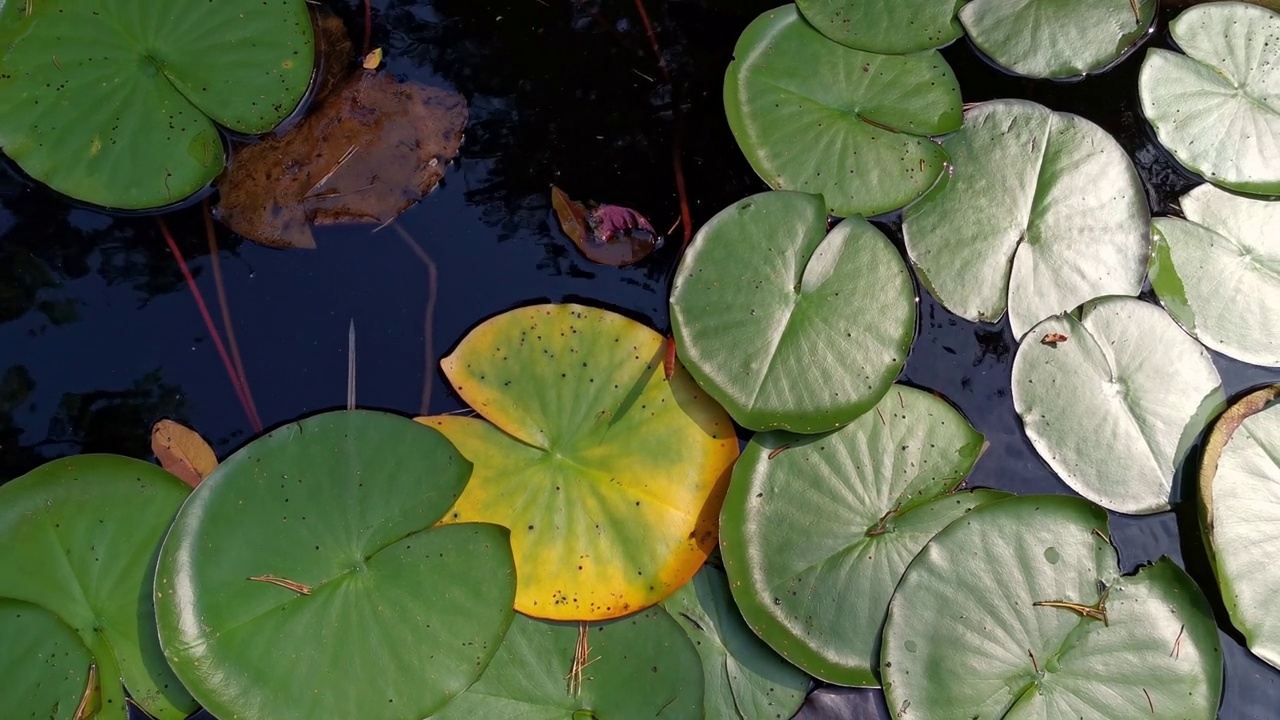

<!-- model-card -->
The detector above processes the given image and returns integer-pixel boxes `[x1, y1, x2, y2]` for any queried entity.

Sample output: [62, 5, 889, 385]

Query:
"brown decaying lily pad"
[215, 72, 467, 249]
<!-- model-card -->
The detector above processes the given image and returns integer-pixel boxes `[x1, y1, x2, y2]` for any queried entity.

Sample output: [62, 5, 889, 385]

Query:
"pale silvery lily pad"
[1200, 385, 1280, 670]
[1151, 184, 1280, 367]
[1138, 2, 1280, 195]
[1012, 296, 1225, 514]
[959, 0, 1156, 79]
[903, 100, 1150, 339]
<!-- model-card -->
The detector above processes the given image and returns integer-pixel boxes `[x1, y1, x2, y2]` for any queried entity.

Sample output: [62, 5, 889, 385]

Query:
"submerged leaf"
[550, 186, 663, 266]
[216, 72, 468, 249]
[150, 419, 217, 488]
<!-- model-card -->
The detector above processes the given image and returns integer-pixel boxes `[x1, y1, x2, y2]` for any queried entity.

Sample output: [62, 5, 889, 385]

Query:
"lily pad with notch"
[882, 494, 1223, 719]
[903, 99, 1150, 339]
[431, 607, 704, 719]
[0, 0, 314, 209]
[0, 455, 197, 720]
[719, 385, 1005, 686]
[725, 5, 962, 217]
[154, 410, 518, 720]
[671, 191, 916, 433]
[418, 304, 739, 620]
[1138, 2, 1280, 196]
[1150, 184, 1280, 367]
[660, 565, 810, 719]
[958, 0, 1156, 79]
[795, 0, 964, 54]
[1199, 385, 1280, 670]
[1012, 296, 1225, 515]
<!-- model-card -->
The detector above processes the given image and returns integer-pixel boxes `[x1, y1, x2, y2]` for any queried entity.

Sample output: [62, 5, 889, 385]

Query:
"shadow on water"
[0, 1, 1277, 718]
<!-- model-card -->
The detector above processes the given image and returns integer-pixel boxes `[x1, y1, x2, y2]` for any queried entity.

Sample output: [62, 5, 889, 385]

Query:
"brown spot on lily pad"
[215, 72, 468, 249]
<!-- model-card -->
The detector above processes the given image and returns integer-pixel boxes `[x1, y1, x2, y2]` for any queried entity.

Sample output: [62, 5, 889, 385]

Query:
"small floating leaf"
[882, 495, 1223, 718]
[1012, 297, 1225, 515]
[550, 186, 663, 266]
[1138, 2, 1280, 195]
[1200, 385, 1280, 670]
[151, 419, 217, 488]
[1150, 184, 1280, 367]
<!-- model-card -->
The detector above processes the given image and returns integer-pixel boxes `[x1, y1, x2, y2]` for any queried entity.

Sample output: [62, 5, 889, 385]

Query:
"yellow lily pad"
[418, 304, 738, 620]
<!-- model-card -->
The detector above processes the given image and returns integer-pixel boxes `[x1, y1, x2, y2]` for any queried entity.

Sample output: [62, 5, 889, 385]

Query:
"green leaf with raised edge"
[724, 5, 962, 217]
[431, 607, 704, 720]
[419, 304, 738, 621]
[959, 0, 1156, 79]
[903, 99, 1150, 339]
[1012, 296, 1225, 515]
[1200, 385, 1280, 670]
[1151, 184, 1280, 367]
[155, 410, 517, 720]
[720, 385, 1007, 686]
[2, 599, 97, 720]
[661, 565, 810, 719]
[882, 495, 1223, 719]
[1138, 2, 1280, 195]
[671, 191, 916, 433]
[0, 455, 196, 720]
[0, 0, 315, 209]
[795, 0, 964, 54]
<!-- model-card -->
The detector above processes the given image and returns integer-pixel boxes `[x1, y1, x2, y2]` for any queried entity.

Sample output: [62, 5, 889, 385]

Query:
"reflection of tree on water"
[378, 0, 772, 281]
[0, 366, 189, 482]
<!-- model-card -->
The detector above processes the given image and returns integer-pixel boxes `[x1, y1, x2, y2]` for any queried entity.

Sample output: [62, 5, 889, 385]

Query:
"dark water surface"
[2, 1, 1277, 718]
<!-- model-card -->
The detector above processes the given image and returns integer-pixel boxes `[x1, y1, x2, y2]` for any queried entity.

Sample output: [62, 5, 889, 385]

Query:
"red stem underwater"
[157, 218, 260, 433]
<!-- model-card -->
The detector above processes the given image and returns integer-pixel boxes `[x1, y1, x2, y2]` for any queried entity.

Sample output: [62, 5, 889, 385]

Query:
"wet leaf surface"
[215, 72, 468, 249]
[550, 185, 663, 266]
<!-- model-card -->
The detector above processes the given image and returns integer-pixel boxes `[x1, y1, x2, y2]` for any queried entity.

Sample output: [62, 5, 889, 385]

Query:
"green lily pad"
[0, 455, 196, 720]
[959, 0, 1156, 79]
[902, 100, 1150, 339]
[0, 0, 315, 209]
[795, 0, 964, 54]
[1151, 184, 1280, 367]
[432, 607, 704, 719]
[720, 385, 1008, 686]
[2, 599, 96, 719]
[661, 565, 810, 719]
[1138, 3, 1280, 195]
[155, 410, 517, 720]
[882, 495, 1223, 718]
[1012, 296, 1225, 515]
[724, 5, 962, 217]
[419, 304, 739, 620]
[670, 192, 916, 433]
[1200, 385, 1280, 669]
